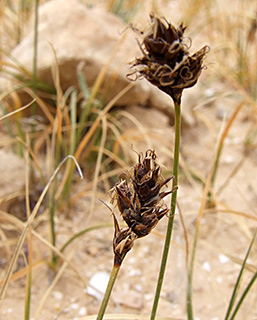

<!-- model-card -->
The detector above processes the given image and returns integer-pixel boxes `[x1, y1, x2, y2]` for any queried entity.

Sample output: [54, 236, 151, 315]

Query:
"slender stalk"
[187, 226, 198, 320]
[96, 264, 120, 320]
[31, 0, 39, 146]
[24, 134, 32, 320]
[151, 99, 181, 320]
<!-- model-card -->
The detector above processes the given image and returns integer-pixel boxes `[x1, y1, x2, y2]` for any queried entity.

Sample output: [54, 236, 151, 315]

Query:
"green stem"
[151, 99, 181, 320]
[187, 225, 199, 320]
[96, 264, 120, 320]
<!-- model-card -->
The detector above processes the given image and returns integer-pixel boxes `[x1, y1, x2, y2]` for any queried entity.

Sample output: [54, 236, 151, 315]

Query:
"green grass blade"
[55, 223, 112, 265]
[229, 270, 257, 320]
[224, 229, 257, 320]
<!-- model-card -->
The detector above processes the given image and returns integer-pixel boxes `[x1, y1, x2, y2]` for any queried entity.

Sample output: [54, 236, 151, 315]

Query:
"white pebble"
[87, 271, 109, 300]
[128, 268, 142, 276]
[202, 261, 211, 272]
[219, 253, 229, 264]
[78, 306, 87, 316]
[71, 303, 79, 310]
[204, 88, 215, 97]
[52, 290, 63, 300]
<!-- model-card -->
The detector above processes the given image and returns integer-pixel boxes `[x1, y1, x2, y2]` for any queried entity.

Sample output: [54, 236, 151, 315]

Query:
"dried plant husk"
[128, 13, 209, 103]
[112, 150, 176, 238]
[112, 212, 136, 266]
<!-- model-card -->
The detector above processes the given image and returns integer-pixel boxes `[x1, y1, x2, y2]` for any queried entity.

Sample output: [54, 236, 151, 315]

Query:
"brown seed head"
[113, 150, 176, 238]
[128, 13, 209, 103]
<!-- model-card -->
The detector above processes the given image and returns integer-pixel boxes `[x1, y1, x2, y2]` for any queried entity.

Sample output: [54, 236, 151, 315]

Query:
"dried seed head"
[113, 150, 176, 238]
[128, 13, 209, 103]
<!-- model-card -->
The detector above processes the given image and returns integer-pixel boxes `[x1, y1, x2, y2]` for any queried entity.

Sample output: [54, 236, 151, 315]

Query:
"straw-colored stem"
[96, 264, 120, 320]
[209, 101, 244, 203]
[151, 99, 181, 320]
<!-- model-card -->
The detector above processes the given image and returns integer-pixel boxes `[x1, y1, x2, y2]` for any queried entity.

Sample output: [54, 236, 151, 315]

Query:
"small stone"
[202, 261, 211, 272]
[71, 303, 79, 310]
[78, 306, 87, 316]
[219, 253, 229, 264]
[86, 271, 109, 300]
[52, 290, 63, 300]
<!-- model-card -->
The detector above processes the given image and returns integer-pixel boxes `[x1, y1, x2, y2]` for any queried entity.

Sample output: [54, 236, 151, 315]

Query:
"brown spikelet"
[113, 150, 177, 238]
[112, 212, 136, 266]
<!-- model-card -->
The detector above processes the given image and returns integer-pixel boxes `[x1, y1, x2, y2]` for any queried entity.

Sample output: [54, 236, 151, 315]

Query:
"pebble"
[86, 271, 109, 300]
[219, 253, 229, 264]
[52, 290, 63, 300]
[202, 261, 211, 272]
[78, 306, 87, 316]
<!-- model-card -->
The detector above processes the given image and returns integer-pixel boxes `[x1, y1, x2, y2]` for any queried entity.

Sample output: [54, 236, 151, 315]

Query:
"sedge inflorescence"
[111, 150, 177, 266]
[128, 13, 209, 103]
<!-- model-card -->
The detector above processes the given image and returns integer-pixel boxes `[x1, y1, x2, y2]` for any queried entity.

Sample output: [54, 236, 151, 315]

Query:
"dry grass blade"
[117, 110, 153, 148]
[211, 100, 245, 193]
[70, 167, 124, 207]
[0, 155, 82, 307]
[34, 252, 73, 320]
[187, 154, 215, 319]
[0, 210, 86, 285]
[75, 82, 135, 161]
[203, 208, 257, 222]
[54, 82, 134, 200]
[0, 99, 35, 121]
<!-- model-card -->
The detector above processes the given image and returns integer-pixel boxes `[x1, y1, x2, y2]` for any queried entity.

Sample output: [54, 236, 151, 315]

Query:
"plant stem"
[151, 99, 181, 320]
[187, 225, 199, 320]
[31, 0, 39, 148]
[96, 264, 120, 320]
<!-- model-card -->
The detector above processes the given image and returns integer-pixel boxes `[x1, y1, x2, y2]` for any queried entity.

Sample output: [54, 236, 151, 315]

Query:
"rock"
[86, 271, 109, 301]
[6, 0, 177, 119]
